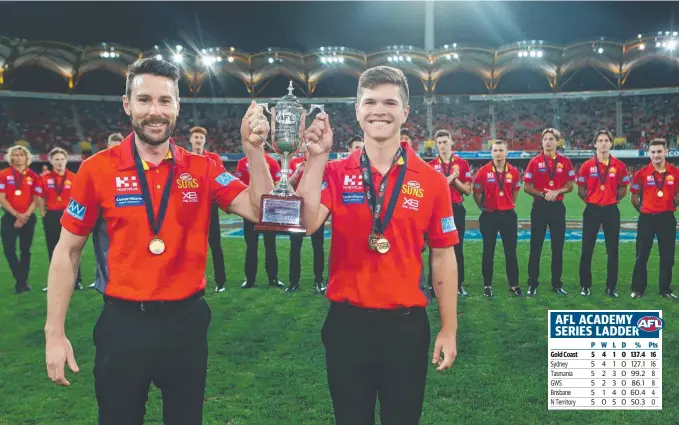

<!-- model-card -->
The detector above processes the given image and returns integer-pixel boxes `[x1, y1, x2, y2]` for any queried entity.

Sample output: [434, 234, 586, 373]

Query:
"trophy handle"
[306, 104, 325, 117]
[253, 102, 278, 153]
[255, 102, 272, 115]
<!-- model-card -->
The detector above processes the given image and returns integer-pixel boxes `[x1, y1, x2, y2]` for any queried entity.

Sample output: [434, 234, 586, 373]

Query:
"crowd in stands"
[1, 93, 678, 155]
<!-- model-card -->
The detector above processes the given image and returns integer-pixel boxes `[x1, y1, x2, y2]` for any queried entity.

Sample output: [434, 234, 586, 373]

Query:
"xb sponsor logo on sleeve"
[401, 180, 424, 198]
[182, 191, 199, 203]
[441, 216, 456, 234]
[343, 174, 363, 190]
[67, 198, 87, 221]
[116, 176, 139, 192]
[177, 172, 200, 189]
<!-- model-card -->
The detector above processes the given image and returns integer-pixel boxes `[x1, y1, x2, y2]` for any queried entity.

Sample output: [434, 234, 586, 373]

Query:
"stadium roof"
[1, 31, 678, 95]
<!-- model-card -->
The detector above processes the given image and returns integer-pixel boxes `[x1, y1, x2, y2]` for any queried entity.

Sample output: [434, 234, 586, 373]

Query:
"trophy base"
[255, 194, 307, 234]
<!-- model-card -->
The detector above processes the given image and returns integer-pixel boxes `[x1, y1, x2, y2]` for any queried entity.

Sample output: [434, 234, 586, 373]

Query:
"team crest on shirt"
[177, 173, 200, 189]
[401, 181, 424, 198]
[65, 180, 72, 189]
[26, 177, 33, 186]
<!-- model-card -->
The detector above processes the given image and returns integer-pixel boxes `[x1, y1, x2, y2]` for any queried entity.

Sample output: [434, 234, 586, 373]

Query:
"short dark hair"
[125, 58, 181, 99]
[434, 129, 452, 140]
[649, 138, 667, 149]
[347, 135, 363, 146]
[357, 66, 409, 106]
[593, 129, 614, 144]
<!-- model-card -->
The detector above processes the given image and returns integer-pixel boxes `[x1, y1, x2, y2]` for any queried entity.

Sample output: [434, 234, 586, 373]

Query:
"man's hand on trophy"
[303, 113, 333, 158]
[241, 100, 270, 153]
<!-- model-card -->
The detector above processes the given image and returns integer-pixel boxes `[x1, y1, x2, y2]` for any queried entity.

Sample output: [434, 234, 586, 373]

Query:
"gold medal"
[499, 191, 505, 197]
[549, 180, 555, 187]
[375, 237, 390, 254]
[368, 233, 379, 251]
[658, 191, 664, 198]
[14, 190, 21, 196]
[600, 185, 605, 191]
[149, 237, 166, 255]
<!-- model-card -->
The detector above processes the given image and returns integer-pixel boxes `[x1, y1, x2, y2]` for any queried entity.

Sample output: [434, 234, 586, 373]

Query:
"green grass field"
[1, 190, 677, 425]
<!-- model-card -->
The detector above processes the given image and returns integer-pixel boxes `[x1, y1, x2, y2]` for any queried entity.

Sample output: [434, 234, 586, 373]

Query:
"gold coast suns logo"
[176, 172, 199, 189]
[401, 180, 424, 198]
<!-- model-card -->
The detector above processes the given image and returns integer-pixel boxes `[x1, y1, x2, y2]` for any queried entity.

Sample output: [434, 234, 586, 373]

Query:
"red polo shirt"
[0, 167, 43, 214]
[630, 162, 679, 214]
[577, 155, 630, 206]
[289, 155, 306, 190]
[235, 154, 282, 186]
[524, 153, 575, 201]
[473, 161, 521, 211]
[428, 154, 472, 204]
[60, 133, 247, 301]
[204, 150, 225, 171]
[40, 170, 76, 211]
[320, 142, 459, 309]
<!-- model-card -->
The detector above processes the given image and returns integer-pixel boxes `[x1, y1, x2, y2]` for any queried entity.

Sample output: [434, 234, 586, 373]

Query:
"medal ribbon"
[11, 168, 24, 191]
[441, 154, 454, 177]
[52, 171, 67, 196]
[542, 153, 559, 184]
[132, 137, 176, 238]
[492, 162, 507, 193]
[653, 171, 668, 192]
[594, 156, 609, 187]
[360, 147, 408, 235]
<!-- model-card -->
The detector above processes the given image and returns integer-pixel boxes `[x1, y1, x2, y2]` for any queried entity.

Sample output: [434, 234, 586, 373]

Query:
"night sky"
[1, 1, 678, 96]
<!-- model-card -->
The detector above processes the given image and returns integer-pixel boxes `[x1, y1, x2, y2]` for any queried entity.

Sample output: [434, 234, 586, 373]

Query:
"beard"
[131, 116, 176, 146]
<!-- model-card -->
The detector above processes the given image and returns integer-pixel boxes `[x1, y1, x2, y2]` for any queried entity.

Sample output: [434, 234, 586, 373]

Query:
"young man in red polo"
[189, 126, 227, 292]
[428, 129, 471, 296]
[44, 58, 274, 425]
[0, 145, 43, 293]
[235, 151, 284, 289]
[473, 140, 523, 298]
[577, 129, 629, 298]
[39, 147, 83, 291]
[296, 65, 459, 425]
[523, 128, 575, 296]
[630, 138, 679, 300]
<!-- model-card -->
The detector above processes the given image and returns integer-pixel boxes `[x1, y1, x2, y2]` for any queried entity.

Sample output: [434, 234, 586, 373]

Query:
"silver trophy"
[255, 81, 324, 233]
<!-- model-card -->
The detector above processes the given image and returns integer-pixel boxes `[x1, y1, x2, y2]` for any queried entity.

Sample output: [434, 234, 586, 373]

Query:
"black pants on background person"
[208, 205, 226, 288]
[579, 204, 620, 290]
[479, 210, 519, 287]
[428, 202, 465, 290]
[242, 218, 279, 285]
[322, 302, 430, 425]
[43, 209, 82, 286]
[1, 212, 36, 291]
[289, 223, 325, 285]
[94, 292, 211, 425]
[632, 212, 676, 295]
[527, 199, 566, 289]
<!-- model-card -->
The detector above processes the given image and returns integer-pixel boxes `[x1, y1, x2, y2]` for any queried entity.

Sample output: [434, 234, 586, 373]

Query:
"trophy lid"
[276, 81, 301, 109]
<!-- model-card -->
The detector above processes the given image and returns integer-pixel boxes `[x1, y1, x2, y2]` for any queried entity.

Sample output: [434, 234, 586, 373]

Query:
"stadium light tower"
[425, 0, 435, 52]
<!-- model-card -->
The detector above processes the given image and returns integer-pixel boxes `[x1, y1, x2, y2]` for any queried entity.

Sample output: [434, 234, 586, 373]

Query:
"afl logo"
[637, 316, 663, 332]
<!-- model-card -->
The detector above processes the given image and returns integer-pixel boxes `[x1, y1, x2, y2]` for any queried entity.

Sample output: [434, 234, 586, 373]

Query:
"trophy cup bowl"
[254, 81, 325, 234]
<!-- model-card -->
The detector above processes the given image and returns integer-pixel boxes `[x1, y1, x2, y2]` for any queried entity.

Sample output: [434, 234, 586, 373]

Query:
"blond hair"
[48, 147, 68, 158]
[6, 145, 32, 166]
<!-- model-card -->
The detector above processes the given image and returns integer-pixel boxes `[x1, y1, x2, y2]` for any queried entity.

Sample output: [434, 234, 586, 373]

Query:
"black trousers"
[579, 204, 620, 290]
[208, 205, 226, 286]
[428, 202, 465, 288]
[289, 223, 325, 284]
[480, 210, 519, 287]
[43, 209, 82, 285]
[243, 218, 278, 283]
[632, 212, 676, 295]
[322, 302, 430, 425]
[93, 293, 211, 425]
[1, 212, 36, 289]
[527, 200, 566, 288]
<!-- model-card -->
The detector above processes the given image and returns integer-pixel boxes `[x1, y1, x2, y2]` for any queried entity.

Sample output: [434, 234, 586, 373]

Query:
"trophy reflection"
[254, 81, 324, 234]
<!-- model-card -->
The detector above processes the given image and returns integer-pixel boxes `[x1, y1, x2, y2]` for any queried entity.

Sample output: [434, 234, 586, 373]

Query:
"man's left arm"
[617, 162, 630, 201]
[427, 175, 459, 372]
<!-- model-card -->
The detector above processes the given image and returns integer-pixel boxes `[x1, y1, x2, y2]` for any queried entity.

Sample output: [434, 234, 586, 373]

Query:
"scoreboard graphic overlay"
[548, 310, 663, 410]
